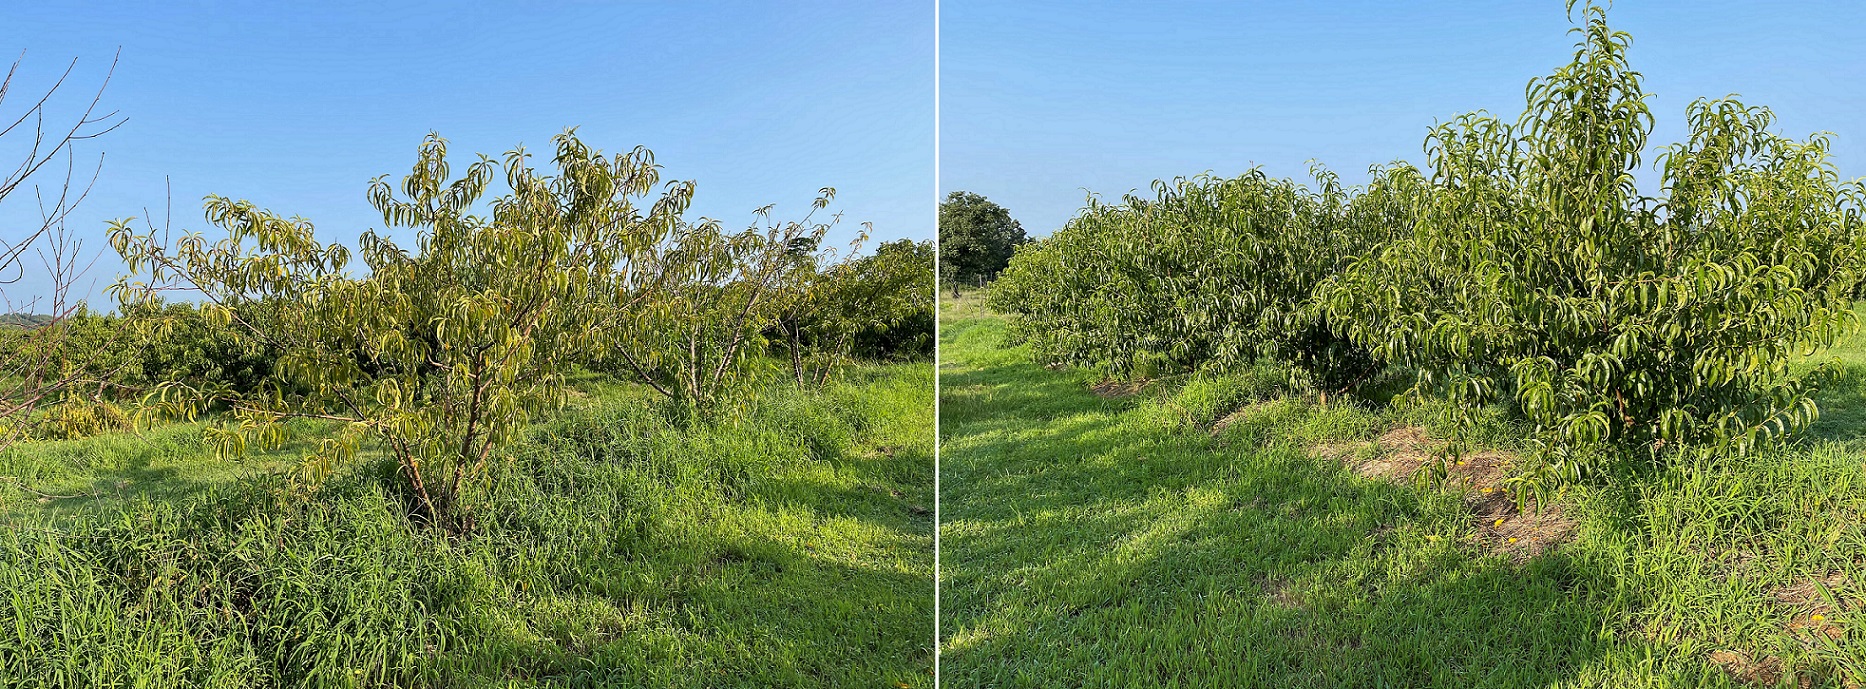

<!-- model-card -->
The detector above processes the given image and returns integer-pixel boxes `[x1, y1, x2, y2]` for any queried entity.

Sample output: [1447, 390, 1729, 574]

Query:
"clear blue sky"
[941, 1, 1866, 237]
[1, 1, 933, 307]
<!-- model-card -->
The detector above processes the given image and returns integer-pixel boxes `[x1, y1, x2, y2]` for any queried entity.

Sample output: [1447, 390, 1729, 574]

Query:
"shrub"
[593, 190, 851, 409]
[33, 399, 130, 441]
[842, 239, 935, 362]
[121, 300, 284, 397]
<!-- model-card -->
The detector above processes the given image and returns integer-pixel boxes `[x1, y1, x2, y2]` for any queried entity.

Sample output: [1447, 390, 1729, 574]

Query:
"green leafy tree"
[845, 239, 935, 361]
[110, 131, 692, 530]
[597, 190, 848, 407]
[990, 167, 1406, 392]
[939, 191, 1026, 296]
[113, 300, 284, 396]
[774, 238, 934, 385]
[1, 305, 140, 414]
[1320, 4, 1866, 479]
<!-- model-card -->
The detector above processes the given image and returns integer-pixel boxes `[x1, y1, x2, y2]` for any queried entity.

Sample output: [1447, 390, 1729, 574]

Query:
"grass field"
[0, 364, 933, 688]
[939, 292, 1866, 688]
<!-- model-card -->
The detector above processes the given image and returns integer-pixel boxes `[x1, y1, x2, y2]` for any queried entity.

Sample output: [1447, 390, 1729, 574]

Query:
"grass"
[0, 362, 933, 688]
[940, 292, 1866, 688]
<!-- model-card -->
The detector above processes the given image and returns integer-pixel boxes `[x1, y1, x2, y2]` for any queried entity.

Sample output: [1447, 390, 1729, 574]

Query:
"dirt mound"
[1773, 573, 1849, 645]
[1376, 426, 1434, 449]
[1308, 440, 1373, 463]
[1348, 426, 1441, 481]
[1708, 650, 1783, 687]
[1315, 425, 1575, 559]
[1464, 487, 1574, 560]
[1090, 379, 1148, 398]
[1210, 400, 1283, 436]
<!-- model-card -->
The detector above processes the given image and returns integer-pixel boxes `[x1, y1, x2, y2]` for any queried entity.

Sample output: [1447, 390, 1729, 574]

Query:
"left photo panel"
[0, 2, 935, 687]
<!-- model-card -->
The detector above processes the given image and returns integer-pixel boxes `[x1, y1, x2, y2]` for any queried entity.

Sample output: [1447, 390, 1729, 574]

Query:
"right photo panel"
[938, 2, 1866, 686]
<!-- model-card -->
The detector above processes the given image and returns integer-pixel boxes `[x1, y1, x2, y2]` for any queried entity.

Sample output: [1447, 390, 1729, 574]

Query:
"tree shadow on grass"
[753, 445, 935, 525]
[938, 336, 1736, 687]
[1807, 362, 1866, 446]
[443, 513, 933, 689]
[12, 427, 312, 525]
[426, 427, 934, 688]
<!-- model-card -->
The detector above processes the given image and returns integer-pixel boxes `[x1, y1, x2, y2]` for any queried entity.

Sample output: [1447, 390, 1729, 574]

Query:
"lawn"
[939, 292, 1866, 688]
[0, 364, 934, 688]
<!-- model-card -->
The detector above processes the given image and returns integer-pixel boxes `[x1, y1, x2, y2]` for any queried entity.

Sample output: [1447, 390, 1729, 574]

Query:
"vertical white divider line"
[930, 0, 942, 685]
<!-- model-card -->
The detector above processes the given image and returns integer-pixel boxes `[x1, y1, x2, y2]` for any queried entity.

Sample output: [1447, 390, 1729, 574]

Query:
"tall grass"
[0, 363, 932, 688]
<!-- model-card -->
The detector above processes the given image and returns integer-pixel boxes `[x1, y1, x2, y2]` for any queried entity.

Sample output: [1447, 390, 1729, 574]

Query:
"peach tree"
[1320, 5, 1866, 478]
[109, 131, 691, 529]
[773, 238, 934, 386]
[990, 166, 1405, 393]
[594, 189, 852, 407]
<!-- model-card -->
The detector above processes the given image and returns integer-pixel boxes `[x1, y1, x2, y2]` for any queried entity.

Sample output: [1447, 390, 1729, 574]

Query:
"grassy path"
[939, 294, 1866, 688]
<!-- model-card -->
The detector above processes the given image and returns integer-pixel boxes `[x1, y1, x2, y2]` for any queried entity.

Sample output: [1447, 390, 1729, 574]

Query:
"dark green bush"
[990, 166, 1404, 392]
[771, 238, 935, 387]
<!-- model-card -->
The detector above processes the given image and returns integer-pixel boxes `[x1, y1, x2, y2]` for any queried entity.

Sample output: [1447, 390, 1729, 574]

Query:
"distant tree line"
[0, 314, 55, 330]
[938, 191, 1026, 296]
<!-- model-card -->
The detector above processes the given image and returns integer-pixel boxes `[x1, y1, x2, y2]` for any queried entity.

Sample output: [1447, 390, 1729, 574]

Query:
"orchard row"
[990, 8, 1866, 481]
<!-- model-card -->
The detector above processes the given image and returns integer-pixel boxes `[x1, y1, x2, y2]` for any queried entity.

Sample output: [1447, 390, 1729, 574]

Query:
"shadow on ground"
[937, 312, 1740, 688]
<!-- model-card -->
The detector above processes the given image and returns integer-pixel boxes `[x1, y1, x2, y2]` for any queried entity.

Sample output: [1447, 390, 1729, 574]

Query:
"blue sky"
[941, 1, 1866, 236]
[1, 1, 933, 307]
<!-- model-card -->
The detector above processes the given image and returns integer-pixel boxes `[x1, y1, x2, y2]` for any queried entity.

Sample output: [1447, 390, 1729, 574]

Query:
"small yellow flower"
[1508, 537, 1519, 544]
[1493, 518, 1505, 527]
[1481, 487, 1494, 494]
[1814, 614, 1827, 622]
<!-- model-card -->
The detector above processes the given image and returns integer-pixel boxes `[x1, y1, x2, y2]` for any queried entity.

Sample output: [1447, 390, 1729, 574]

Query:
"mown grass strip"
[941, 294, 1866, 688]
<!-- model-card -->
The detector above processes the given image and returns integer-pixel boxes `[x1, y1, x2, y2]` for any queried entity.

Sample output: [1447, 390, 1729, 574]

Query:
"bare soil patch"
[1090, 378, 1148, 398]
[1347, 426, 1442, 481]
[1308, 440, 1373, 463]
[1773, 572, 1848, 613]
[1319, 425, 1575, 559]
[1708, 649, 1783, 687]
[1466, 487, 1575, 560]
[1774, 573, 1850, 645]
[1259, 575, 1302, 609]
[1451, 450, 1574, 560]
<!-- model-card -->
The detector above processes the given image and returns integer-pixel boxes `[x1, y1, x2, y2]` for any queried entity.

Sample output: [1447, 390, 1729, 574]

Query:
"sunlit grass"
[941, 292, 1866, 688]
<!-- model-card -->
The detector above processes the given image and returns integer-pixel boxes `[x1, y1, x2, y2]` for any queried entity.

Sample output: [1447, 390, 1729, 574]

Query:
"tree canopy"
[938, 191, 1026, 294]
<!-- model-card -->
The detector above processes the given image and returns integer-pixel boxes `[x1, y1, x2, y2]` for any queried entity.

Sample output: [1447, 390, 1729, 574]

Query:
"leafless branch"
[0, 50, 125, 454]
